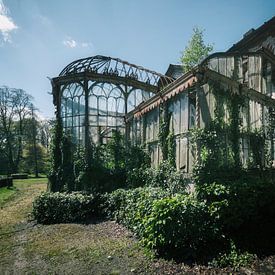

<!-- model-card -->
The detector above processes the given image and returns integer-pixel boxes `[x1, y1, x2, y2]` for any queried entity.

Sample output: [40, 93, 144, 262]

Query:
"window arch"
[61, 83, 85, 144]
[88, 82, 125, 143]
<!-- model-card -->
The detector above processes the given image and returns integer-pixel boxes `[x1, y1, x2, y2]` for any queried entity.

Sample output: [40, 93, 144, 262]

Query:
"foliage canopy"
[180, 26, 213, 73]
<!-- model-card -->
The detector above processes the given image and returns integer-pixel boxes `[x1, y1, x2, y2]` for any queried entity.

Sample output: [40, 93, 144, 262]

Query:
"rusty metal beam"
[53, 72, 159, 93]
[58, 55, 174, 89]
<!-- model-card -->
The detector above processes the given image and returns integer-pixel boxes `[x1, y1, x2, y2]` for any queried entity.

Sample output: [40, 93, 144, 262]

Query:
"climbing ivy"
[60, 132, 75, 192]
[48, 120, 63, 192]
[158, 104, 176, 167]
[244, 128, 265, 170]
[167, 129, 176, 168]
[189, 82, 270, 184]
[158, 106, 170, 161]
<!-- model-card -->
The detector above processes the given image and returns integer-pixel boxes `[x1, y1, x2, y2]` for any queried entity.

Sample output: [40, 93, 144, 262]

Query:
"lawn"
[0, 177, 47, 207]
[0, 186, 16, 207]
[0, 178, 274, 274]
[0, 178, 162, 274]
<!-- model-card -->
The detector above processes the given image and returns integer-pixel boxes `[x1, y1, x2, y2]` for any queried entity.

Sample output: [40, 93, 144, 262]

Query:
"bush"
[0, 177, 13, 187]
[105, 187, 169, 236]
[11, 173, 28, 179]
[126, 166, 152, 188]
[33, 192, 104, 224]
[196, 179, 275, 254]
[105, 187, 222, 262]
[211, 241, 255, 270]
[142, 194, 221, 261]
[127, 161, 188, 194]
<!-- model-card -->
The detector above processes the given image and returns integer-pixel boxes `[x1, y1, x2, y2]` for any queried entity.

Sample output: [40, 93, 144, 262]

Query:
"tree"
[39, 120, 51, 152]
[180, 27, 213, 73]
[0, 86, 33, 173]
[21, 143, 49, 175]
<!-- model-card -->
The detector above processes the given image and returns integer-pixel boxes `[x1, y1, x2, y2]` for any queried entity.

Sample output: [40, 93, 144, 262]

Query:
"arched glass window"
[61, 83, 85, 144]
[127, 89, 151, 112]
[88, 82, 125, 143]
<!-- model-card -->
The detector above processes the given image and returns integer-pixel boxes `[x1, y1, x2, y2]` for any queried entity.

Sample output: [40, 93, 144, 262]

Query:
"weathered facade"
[127, 17, 275, 173]
[52, 17, 275, 174]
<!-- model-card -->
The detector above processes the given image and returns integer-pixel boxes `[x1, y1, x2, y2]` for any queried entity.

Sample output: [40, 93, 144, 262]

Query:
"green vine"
[228, 94, 243, 168]
[48, 120, 63, 192]
[191, 79, 274, 184]
[167, 129, 176, 168]
[191, 83, 246, 183]
[158, 104, 176, 167]
[158, 105, 170, 161]
[243, 128, 265, 170]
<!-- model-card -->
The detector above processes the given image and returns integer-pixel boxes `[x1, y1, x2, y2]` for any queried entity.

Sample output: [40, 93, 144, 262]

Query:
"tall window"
[61, 83, 85, 144]
[88, 82, 125, 143]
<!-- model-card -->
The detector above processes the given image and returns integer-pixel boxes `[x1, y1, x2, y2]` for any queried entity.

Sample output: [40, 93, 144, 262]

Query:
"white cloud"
[63, 36, 93, 49]
[0, 0, 18, 43]
[81, 42, 92, 48]
[63, 37, 77, 48]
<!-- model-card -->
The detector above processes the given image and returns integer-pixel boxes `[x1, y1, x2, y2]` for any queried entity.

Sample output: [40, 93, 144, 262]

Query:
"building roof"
[227, 16, 275, 53]
[165, 64, 184, 79]
[57, 55, 174, 91]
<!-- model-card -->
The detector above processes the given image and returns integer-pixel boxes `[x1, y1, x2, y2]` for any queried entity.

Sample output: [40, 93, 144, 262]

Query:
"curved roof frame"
[57, 55, 174, 92]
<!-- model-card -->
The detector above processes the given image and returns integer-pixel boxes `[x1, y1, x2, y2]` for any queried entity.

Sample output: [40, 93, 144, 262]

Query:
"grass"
[0, 176, 48, 207]
[0, 177, 47, 232]
[0, 177, 274, 274]
[0, 186, 17, 207]
[22, 222, 155, 274]
[0, 177, 47, 273]
[0, 178, 157, 274]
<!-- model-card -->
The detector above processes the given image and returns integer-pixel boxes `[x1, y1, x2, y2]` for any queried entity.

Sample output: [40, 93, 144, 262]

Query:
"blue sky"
[0, 0, 274, 118]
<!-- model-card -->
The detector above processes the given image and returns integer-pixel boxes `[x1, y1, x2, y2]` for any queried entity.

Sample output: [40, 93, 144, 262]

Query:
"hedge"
[32, 192, 103, 224]
[0, 177, 13, 188]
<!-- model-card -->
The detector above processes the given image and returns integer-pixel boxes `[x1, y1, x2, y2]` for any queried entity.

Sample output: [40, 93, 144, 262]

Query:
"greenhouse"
[51, 55, 173, 146]
[51, 17, 275, 175]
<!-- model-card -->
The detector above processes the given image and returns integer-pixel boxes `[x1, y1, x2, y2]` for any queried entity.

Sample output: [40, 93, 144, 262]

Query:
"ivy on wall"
[158, 105, 170, 161]
[48, 120, 63, 192]
[158, 104, 176, 167]
[167, 129, 176, 168]
[190, 81, 273, 184]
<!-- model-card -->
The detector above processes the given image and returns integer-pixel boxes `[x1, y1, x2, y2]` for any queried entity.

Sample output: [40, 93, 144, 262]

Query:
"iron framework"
[51, 55, 174, 145]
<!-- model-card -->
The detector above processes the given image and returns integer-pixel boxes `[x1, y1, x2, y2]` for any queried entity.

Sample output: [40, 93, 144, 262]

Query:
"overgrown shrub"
[196, 179, 275, 254]
[59, 131, 151, 193]
[61, 133, 75, 192]
[47, 121, 63, 192]
[75, 165, 126, 193]
[127, 161, 188, 194]
[142, 195, 221, 261]
[33, 192, 104, 224]
[105, 187, 223, 262]
[211, 241, 255, 270]
[126, 166, 153, 188]
[105, 187, 169, 236]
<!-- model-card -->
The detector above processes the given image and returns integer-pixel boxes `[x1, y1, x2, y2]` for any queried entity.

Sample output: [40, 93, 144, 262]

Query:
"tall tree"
[21, 143, 49, 175]
[0, 86, 33, 173]
[180, 27, 213, 73]
[39, 120, 51, 151]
